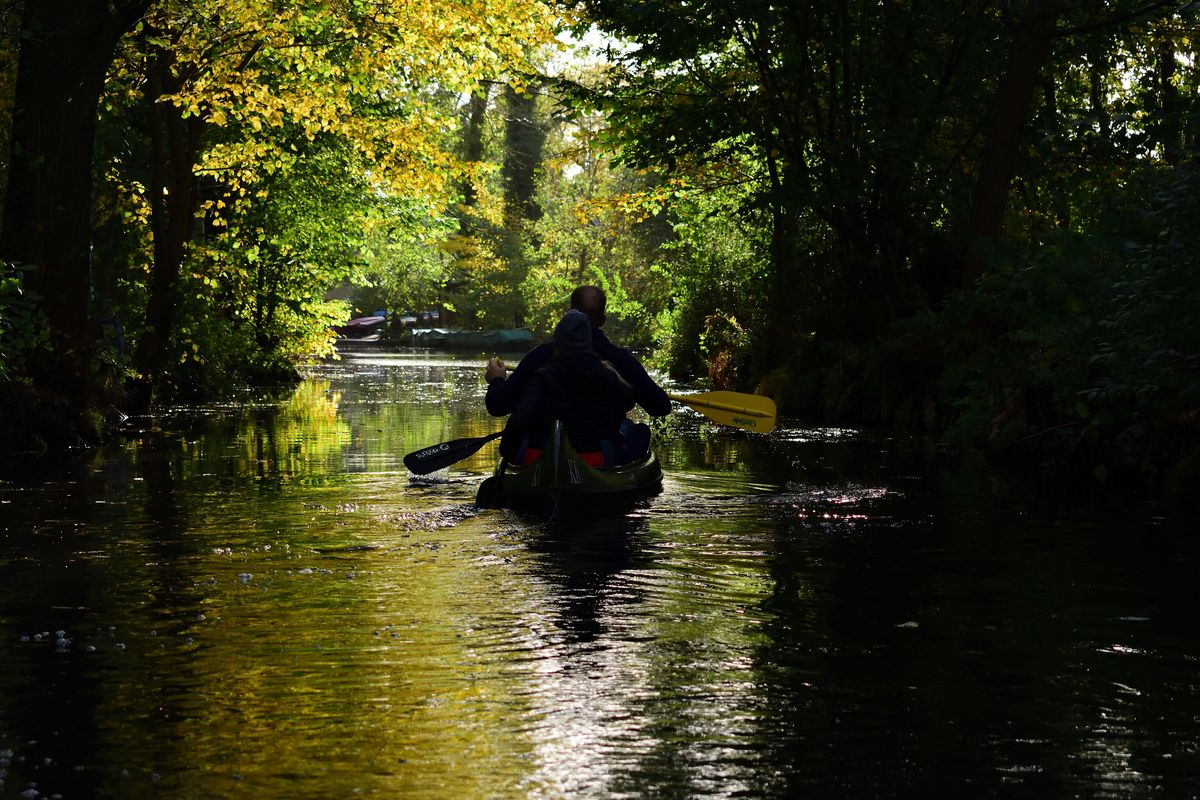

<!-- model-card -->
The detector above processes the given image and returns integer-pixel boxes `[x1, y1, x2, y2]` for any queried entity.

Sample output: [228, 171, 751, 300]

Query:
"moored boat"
[478, 421, 662, 511]
[408, 327, 534, 349]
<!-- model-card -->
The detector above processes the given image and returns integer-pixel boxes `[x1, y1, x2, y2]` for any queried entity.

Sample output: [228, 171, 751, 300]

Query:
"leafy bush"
[929, 163, 1200, 486]
[652, 195, 771, 386]
[0, 262, 48, 383]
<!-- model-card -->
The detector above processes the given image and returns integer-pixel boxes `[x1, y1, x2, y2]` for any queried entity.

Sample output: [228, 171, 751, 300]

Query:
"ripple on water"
[2, 360, 1199, 799]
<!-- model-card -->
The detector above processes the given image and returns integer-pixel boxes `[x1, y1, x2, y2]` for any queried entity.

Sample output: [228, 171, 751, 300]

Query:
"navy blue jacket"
[499, 354, 635, 459]
[486, 327, 671, 418]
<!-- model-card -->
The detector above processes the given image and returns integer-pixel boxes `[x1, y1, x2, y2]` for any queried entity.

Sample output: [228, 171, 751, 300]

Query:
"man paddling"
[484, 286, 670, 461]
[499, 309, 634, 467]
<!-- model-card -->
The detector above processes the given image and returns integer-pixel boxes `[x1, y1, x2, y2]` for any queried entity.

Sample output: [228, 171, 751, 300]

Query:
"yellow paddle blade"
[667, 391, 777, 433]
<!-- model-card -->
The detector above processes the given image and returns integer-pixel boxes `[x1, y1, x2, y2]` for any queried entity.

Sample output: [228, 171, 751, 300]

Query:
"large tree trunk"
[133, 47, 203, 401]
[965, 0, 1063, 281]
[0, 0, 150, 406]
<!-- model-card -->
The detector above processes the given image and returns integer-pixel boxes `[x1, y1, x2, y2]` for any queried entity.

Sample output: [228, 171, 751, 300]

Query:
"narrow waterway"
[1, 349, 1198, 799]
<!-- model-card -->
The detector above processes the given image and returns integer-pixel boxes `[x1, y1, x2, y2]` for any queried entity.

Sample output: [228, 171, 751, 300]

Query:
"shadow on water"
[515, 511, 655, 646]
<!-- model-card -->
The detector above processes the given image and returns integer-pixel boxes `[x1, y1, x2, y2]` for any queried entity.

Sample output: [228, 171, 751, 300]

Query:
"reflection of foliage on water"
[302, 364, 507, 477]
[120, 380, 355, 485]
[211, 380, 354, 483]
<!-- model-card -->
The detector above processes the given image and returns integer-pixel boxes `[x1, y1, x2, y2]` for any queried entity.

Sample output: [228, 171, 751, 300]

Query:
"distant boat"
[334, 315, 387, 338]
[407, 328, 534, 349]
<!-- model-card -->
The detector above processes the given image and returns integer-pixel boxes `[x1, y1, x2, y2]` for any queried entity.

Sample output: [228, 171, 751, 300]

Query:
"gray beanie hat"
[553, 309, 592, 355]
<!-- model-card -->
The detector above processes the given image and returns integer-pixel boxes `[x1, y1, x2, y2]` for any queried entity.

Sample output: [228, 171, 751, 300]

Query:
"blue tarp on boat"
[408, 328, 534, 349]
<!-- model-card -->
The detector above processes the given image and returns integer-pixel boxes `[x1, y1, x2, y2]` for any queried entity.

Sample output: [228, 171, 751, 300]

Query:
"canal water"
[1, 350, 1198, 799]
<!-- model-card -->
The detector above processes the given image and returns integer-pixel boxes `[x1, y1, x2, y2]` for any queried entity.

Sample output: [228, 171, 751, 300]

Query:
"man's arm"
[499, 374, 544, 459]
[485, 343, 553, 416]
[597, 340, 671, 417]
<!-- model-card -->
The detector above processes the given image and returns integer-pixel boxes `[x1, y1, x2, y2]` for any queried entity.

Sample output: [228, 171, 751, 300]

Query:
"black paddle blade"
[474, 475, 504, 508]
[403, 432, 502, 475]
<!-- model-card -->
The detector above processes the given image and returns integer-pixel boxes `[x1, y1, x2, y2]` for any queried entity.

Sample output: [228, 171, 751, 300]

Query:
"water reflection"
[1, 351, 1199, 797]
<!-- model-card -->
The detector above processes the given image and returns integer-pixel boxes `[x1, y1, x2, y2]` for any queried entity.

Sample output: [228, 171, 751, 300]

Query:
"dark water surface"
[2, 350, 1198, 799]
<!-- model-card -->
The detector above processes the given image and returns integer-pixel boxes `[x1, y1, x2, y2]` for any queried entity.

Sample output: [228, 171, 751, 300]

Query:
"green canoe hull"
[495, 421, 662, 509]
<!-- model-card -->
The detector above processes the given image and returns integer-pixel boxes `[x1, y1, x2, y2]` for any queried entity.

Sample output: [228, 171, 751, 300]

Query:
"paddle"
[474, 457, 507, 508]
[667, 390, 777, 433]
[500, 364, 776, 434]
[403, 431, 502, 475]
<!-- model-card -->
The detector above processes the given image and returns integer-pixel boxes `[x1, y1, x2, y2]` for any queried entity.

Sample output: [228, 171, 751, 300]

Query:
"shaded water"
[2, 350, 1199, 798]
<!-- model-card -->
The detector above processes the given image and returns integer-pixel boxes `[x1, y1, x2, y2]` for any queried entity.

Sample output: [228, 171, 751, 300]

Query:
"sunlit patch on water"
[771, 426, 862, 443]
[769, 482, 897, 524]
[378, 504, 487, 532]
[333, 352, 497, 371]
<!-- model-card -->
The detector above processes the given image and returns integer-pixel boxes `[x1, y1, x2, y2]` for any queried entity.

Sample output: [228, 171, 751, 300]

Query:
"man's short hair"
[570, 285, 606, 326]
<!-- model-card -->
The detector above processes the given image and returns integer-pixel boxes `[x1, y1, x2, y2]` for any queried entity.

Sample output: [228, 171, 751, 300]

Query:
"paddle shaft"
[667, 393, 771, 418]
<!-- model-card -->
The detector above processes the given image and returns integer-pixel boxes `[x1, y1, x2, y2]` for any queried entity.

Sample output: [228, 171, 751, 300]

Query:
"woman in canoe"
[498, 309, 643, 467]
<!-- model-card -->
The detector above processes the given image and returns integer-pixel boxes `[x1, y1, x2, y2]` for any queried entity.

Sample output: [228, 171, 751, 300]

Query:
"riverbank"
[754, 330, 1199, 528]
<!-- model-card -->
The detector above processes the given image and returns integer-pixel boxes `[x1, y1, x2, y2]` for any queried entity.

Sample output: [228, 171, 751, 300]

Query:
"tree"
[102, 0, 560, 400]
[578, 1, 1007, 344]
[0, 0, 151, 412]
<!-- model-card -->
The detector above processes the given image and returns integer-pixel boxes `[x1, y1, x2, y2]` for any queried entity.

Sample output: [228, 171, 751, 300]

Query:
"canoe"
[483, 421, 662, 510]
[408, 327, 534, 349]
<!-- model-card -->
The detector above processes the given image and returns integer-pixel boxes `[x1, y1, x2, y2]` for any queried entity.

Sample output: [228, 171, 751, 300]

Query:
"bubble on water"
[238, 573, 252, 583]
[297, 568, 313, 575]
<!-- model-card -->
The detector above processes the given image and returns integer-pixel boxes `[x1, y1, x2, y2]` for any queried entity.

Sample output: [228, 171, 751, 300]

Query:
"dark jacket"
[499, 352, 635, 459]
[487, 327, 671, 418]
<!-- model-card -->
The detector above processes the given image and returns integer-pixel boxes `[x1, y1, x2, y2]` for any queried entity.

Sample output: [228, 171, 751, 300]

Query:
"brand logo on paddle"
[732, 416, 756, 428]
[416, 443, 451, 460]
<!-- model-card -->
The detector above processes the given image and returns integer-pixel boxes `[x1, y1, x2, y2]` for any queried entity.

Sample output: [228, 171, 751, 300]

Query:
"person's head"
[569, 285, 607, 328]
[553, 309, 592, 356]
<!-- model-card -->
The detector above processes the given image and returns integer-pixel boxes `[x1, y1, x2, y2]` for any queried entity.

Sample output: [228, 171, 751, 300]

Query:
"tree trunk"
[0, 0, 150, 405]
[459, 87, 490, 224]
[502, 84, 545, 225]
[764, 147, 804, 350]
[500, 83, 545, 326]
[133, 47, 204, 401]
[1156, 37, 1180, 164]
[965, 0, 1062, 281]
